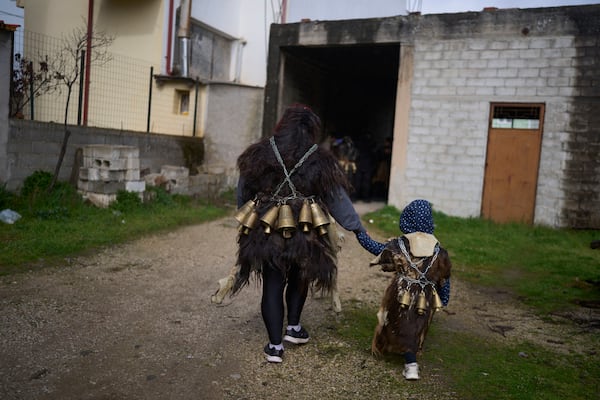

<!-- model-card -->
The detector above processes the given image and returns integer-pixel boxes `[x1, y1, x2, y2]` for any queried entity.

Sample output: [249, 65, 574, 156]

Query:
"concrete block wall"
[4, 119, 204, 193]
[405, 33, 585, 226]
[202, 83, 264, 188]
[558, 34, 600, 229]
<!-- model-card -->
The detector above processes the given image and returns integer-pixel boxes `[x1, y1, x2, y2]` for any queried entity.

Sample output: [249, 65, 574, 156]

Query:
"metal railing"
[10, 28, 198, 136]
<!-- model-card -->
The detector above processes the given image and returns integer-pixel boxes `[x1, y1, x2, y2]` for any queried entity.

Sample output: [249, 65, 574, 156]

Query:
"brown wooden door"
[481, 104, 544, 224]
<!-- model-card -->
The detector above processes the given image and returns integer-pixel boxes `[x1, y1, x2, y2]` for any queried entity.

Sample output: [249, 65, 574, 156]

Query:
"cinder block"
[77, 179, 126, 194]
[161, 165, 189, 180]
[79, 167, 100, 181]
[125, 180, 146, 193]
[99, 169, 127, 182]
[84, 145, 121, 160]
[93, 158, 127, 171]
[126, 157, 140, 170]
[84, 144, 137, 160]
[82, 156, 95, 168]
[143, 173, 167, 187]
[79, 168, 126, 182]
[118, 146, 139, 160]
[82, 145, 140, 171]
[125, 169, 141, 181]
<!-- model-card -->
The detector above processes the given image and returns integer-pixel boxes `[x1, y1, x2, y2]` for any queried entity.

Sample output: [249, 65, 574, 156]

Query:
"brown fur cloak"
[371, 236, 452, 356]
[232, 135, 350, 294]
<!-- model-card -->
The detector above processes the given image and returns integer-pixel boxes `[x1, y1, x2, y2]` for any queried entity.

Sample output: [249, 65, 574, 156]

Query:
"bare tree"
[10, 53, 55, 118]
[48, 23, 114, 191]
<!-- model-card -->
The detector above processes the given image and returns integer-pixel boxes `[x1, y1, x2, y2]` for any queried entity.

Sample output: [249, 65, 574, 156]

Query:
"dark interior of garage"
[280, 43, 400, 200]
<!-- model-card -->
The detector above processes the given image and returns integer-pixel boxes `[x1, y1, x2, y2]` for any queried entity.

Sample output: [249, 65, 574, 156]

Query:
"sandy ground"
[1, 202, 598, 399]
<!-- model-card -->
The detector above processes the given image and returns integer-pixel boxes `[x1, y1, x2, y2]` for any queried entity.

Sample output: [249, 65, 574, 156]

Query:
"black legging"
[261, 263, 309, 345]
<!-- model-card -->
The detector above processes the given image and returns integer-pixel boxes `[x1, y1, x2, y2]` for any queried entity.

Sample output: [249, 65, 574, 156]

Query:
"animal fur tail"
[211, 266, 237, 304]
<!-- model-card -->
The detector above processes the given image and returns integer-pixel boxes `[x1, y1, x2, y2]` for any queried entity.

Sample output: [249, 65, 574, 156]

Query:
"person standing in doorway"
[352, 132, 377, 202]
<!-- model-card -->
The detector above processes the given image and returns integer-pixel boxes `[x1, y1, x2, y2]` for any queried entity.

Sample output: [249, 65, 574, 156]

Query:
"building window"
[491, 105, 541, 129]
[176, 90, 190, 115]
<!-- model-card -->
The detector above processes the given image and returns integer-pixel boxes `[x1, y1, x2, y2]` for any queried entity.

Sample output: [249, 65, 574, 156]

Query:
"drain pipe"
[281, 0, 287, 23]
[166, 0, 174, 75]
[83, 0, 93, 125]
[178, 0, 192, 77]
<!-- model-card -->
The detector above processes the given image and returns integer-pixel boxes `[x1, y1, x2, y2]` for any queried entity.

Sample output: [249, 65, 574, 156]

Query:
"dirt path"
[1, 208, 598, 399]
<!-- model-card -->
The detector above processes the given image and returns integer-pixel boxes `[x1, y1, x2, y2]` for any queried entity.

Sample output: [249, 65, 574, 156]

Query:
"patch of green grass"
[424, 325, 600, 400]
[336, 300, 379, 348]
[0, 178, 232, 275]
[364, 206, 600, 315]
[336, 303, 600, 400]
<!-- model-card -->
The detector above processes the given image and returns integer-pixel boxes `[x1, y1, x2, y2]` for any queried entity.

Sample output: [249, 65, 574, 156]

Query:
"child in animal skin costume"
[356, 199, 452, 380]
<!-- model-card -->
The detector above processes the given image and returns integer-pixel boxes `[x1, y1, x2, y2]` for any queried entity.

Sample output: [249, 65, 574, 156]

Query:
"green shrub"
[0, 183, 15, 209]
[20, 170, 53, 199]
[110, 190, 142, 212]
[19, 171, 82, 212]
[146, 186, 174, 206]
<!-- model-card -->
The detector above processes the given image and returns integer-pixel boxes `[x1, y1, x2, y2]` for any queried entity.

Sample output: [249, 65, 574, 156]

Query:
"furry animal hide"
[371, 237, 452, 356]
[233, 135, 349, 295]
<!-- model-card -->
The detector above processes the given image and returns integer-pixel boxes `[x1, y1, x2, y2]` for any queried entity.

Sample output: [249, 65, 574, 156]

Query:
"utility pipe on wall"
[178, 0, 192, 77]
[83, 0, 93, 125]
[166, 0, 174, 75]
[281, 0, 287, 23]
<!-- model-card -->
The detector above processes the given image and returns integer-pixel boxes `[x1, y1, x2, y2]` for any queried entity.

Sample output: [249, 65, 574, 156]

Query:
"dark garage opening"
[279, 43, 400, 200]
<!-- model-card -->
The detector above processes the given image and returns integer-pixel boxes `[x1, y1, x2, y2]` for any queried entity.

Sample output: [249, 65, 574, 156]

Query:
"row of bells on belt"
[398, 287, 443, 314]
[234, 199, 330, 238]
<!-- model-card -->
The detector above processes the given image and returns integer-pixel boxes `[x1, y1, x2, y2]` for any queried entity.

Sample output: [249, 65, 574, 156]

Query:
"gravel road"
[1, 203, 597, 399]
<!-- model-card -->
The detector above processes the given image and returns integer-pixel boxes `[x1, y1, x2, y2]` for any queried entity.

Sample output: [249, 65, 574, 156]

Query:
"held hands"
[355, 230, 386, 256]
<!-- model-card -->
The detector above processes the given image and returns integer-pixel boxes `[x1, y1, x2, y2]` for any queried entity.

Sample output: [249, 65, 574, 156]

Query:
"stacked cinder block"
[144, 165, 189, 194]
[160, 165, 189, 194]
[77, 145, 146, 207]
[143, 165, 226, 199]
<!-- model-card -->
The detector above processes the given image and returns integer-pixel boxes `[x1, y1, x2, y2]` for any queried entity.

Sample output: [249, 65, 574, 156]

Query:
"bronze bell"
[399, 289, 411, 309]
[298, 200, 313, 232]
[310, 202, 330, 236]
[234, 199, 256, 225]
[240, 208, 259, 235]
[260, 205, 280, 234]
[277, 204, 296, 239]
[432, 289, 443, 311]
[416, 291, 428, 315]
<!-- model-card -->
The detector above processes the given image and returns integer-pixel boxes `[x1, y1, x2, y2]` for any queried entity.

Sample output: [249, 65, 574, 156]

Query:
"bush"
[20, 171, 82, 212]
[146, 186, 174, 207]
[20, 170, 53, 198]
[110, 190, 143, 212]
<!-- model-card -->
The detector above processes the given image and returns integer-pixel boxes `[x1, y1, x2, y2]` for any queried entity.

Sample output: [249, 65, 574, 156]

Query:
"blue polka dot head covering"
[399, 199, 434, 234]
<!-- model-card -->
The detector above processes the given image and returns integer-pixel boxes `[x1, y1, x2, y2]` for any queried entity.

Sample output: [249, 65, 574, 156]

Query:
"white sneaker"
[402, 362, 420, 380]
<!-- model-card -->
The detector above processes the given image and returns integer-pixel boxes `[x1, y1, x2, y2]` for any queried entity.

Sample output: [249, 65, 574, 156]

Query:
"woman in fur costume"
[233, 104, 371, 363]
[355, 199, 452, 380]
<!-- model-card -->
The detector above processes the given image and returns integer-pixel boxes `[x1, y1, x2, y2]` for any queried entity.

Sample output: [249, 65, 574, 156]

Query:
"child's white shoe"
[402, 362, 420, 380]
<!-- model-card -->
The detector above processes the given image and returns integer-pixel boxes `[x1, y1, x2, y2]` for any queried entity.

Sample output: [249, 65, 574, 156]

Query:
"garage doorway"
[277, 44, 400, 201]
[481, 103, 545, 224]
